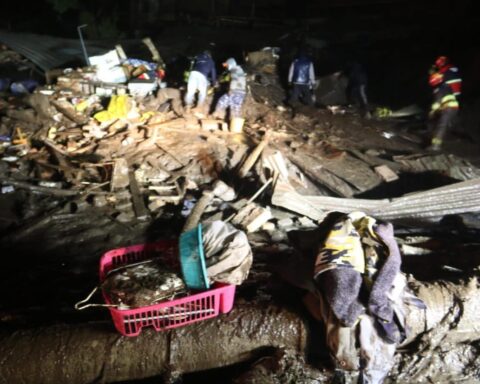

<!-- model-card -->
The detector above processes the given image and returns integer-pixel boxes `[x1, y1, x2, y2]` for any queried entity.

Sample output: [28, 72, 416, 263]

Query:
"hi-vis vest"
[431, 83, 459, 113]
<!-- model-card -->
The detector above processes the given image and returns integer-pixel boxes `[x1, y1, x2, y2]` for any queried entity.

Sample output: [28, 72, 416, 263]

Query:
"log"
[403, 277, 480, 345]
[0, 304, 307, 384]
[0, 278, 480, 383]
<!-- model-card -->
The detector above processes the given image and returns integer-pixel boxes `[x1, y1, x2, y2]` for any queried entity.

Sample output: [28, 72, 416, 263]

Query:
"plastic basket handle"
[74, 286, 118, 311]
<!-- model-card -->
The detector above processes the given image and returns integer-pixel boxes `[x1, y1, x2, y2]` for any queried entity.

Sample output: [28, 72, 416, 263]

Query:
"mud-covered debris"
[102, 259, 187, 309]
[233, 348, 329, 384]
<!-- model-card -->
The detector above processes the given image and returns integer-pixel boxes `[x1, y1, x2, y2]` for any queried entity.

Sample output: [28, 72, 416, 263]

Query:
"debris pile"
[1, 42, 480, 384]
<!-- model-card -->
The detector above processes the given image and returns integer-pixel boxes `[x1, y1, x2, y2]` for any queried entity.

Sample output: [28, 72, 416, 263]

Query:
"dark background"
[0, 0, 479, 109]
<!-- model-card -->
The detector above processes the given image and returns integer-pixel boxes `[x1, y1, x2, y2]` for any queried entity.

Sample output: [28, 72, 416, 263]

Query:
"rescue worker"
[184, 50, 217, 113]
[212, 58, 247, 120]
[427, 56, 462, 151]
[288, 51, 315, 107]
[347, 61, 370, 118]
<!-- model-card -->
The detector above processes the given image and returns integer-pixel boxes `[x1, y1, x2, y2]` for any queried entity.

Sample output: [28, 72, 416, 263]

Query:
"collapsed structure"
[1, 35, 480, 383]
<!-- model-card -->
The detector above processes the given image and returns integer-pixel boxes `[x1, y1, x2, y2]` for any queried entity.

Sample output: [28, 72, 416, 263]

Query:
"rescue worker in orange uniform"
[427, 56, 462, 151]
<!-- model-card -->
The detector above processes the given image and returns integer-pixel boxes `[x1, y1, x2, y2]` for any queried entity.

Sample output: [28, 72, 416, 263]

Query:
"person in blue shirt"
[184, 50, 217, 112]
[288, 51, 315, 107]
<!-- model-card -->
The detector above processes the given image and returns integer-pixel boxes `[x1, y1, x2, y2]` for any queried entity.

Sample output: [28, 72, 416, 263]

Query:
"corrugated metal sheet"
[0, 31, 109, 71]
[272, 178, 480, 223]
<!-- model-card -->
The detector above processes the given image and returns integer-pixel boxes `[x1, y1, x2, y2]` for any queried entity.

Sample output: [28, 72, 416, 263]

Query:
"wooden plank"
[287, 153, 356, 197]
[128, 170, 150, 221]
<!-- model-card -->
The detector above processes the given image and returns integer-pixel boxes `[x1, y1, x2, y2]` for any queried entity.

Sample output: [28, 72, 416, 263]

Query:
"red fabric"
[435, 56, 448, 69]
[438, 63, 453, 74]
[429, 72, 443, 87]
[449, 81, 462, 95]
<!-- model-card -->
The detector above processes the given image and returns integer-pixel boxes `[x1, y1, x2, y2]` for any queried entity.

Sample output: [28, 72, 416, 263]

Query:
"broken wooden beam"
[238, 132, 270, 178]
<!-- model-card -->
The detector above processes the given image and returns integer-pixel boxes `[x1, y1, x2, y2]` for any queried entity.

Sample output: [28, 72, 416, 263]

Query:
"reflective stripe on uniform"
[431, 137, 443, 146]
[440, 94, 459, 109]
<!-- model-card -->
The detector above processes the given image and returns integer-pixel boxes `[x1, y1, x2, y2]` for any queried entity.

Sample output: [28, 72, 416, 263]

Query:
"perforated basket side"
[108, 283, 235, 336]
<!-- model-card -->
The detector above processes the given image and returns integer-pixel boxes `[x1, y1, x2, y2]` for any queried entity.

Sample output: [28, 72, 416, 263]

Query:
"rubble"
[0, 35, 480, 384]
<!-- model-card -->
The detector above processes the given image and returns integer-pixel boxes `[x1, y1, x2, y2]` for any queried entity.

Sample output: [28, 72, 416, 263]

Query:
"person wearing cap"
[212, 58, 247, 120]
[427, 56, 462, 151]
[184, 50, 217, 112]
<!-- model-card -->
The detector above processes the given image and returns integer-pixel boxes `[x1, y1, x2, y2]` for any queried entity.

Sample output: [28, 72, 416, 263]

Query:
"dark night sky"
[0, 0, 478, 105]
[0, 0, 477, 38]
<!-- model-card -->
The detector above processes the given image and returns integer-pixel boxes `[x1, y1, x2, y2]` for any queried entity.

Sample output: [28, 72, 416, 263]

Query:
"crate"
[100, 240, 236, 337]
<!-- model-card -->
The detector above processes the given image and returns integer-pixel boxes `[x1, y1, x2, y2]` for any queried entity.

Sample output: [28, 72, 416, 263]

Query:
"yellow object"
[229, 117, 245, 133]
[315, 212, 381, 276]
[431, 94, 459, 113]
[13, 127, 27, 145]
[94, 95, 134, 122]
[375, 107, 392, 118]
[75, 99, 90, 112]
[47, 126, 57, 140]
[140, 111, 155, 122]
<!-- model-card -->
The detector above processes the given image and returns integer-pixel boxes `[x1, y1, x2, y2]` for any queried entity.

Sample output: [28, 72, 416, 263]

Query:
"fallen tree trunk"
[1, 277, 480, 384]
[0, 304, 307, 384]
[403, 277, 480, 345]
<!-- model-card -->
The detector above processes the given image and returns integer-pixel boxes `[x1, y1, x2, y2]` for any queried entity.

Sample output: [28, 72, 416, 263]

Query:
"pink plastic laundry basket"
[100, 240, 236, 337]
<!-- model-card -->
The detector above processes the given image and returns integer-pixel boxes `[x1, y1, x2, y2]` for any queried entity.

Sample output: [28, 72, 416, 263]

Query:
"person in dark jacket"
[427, 56, 461, 151]
[347, 61, 370, 118]
[288, 52, 315, 107]
[184, 50, 217, 112]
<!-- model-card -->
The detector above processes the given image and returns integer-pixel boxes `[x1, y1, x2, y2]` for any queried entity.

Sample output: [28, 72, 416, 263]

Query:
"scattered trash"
[1, 185, 15, 194]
